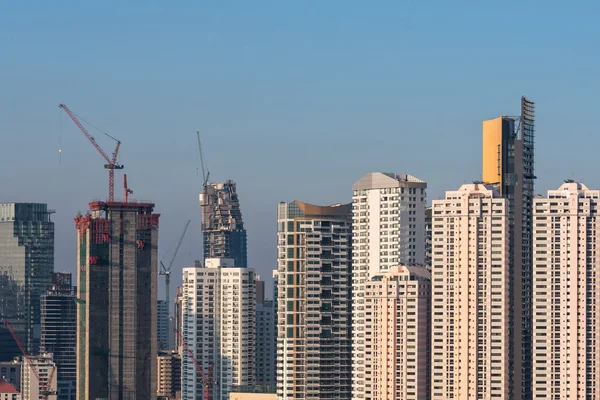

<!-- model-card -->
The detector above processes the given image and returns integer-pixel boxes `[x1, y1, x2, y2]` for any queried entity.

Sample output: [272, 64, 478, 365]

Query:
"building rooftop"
[293, 201, 352, 217]
[0, 378, 18, 393]
[353, 172, 427, 190]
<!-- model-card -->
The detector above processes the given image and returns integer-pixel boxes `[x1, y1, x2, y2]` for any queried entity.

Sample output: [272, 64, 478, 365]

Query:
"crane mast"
[174, 328, 215, 399]
[58, 103, 123, 202]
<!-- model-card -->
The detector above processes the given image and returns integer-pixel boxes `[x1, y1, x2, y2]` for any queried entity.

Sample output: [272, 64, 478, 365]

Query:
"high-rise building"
[256, 300, 275, 388]
[0, 360, 21, 392]
[276, 200, 352, 400]
[181, 258, 256, 400]
[157, 300, 169, 350]
[0, 203, 54, 357]
[425, 206, 432, 270]
[351, 173, 427, 399]
[41, 272, 76, 400]
[74, 201, 159, 400]
[200, 180, 247, 268]
[531, 182, 600, 398]
[157, 350, 181, 399]
[21, 353, 57, 400]
[174, 286, 183, 352]
[482, 96, 535, 399]
[256, 278, 266, 304]
[430, 183, 510, 399]
[364, 265, 431, 400]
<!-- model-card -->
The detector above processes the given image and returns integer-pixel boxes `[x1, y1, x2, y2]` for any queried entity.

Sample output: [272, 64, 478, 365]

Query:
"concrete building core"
[75, 201, 159, 400]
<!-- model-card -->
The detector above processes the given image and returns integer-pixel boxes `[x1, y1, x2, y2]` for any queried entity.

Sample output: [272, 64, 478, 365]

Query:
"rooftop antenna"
[196, 131, 210, 187]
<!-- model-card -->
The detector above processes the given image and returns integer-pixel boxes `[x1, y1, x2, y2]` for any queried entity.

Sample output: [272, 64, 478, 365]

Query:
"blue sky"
[1, 1, 599, 298]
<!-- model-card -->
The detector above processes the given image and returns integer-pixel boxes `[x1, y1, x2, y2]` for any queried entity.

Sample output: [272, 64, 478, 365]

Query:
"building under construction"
[199, 180, 247, 268]
[74, 201, 159, 400]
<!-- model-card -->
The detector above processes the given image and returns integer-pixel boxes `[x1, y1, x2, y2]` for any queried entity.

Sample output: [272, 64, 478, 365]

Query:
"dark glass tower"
[0, 203, 54, 358]
[199, 180, 247, 268]
[41, 272, 76, 400]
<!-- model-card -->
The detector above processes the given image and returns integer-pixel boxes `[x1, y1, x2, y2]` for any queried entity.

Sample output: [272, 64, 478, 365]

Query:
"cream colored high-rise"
[364, 265, 431, 400]
[352, 172, 427, 399]
[431, 183, 510, 399]
[532, 181, 600, 399]
[181, 258, 256, 400]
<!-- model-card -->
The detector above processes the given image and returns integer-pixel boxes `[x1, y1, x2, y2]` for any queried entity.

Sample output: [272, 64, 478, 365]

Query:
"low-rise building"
[0, 378, 21, 400]
[157, 350, 181, 399]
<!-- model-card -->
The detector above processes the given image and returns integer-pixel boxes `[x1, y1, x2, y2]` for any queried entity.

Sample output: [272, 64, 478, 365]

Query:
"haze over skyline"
[2, 1, 599, 296]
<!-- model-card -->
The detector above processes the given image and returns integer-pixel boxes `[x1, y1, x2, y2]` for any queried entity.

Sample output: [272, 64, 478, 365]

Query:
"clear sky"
[2, 1, 599, 298]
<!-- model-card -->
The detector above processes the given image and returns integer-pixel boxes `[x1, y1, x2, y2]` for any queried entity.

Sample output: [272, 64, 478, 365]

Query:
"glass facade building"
[0, 203, 54, 358]
[41, 272, 76, 400]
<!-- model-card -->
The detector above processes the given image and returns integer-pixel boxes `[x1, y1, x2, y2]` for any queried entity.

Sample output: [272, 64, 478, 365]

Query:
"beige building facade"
[352, 173, 427, 400]
[532, 181, 600, 398]
[364, 265, 431, 400]
[431, 183, 510, 399]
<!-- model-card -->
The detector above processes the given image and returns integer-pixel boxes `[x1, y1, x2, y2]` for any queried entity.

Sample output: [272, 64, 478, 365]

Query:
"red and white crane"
[58, 103, 123, 202]
[4, 321, 57, 400]
[173, 328, 215, 400]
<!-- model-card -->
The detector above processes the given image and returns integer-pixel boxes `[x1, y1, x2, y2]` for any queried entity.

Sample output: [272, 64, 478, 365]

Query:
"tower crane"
[159, 220, 191, 348]
[4, 321, 57, 400]
[197, 131, 210, 187]
[124, 174, 133, 203]
[160, 220, 191, 305]
[173, 328, 215, 400]
[59, 103, 123, 202]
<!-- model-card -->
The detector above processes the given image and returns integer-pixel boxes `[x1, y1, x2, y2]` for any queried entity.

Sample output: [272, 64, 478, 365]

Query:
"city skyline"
[2, 2, 599, 295]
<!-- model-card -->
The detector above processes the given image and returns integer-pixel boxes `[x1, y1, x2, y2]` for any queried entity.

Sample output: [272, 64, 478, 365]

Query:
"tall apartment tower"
[200, 180, 247, 268]
[364, 265, 431, 400]
[174, 286, 183, 352]
[482, 96, 535, 400]
[157, 300, 169, 350]
[74, 201, 159, 400]
[181, 258, 256, 400]
[256, 300, 276, 388]
[276, 200, 352, 400]
[532, 181, 600, 398]
[425, 206, 432, 270]
[41, 272, 76, 400]
[0, 203, 54, 357]
[430, 183, 510, 399]
[351, 173, 427, 399]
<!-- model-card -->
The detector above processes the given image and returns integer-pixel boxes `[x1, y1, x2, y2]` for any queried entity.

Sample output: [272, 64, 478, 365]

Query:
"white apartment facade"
[276, 200, 352, 400]
[430, 183, 510, 399]
[532, 181, 600, 399]
[21, 353, 57, 400]
[181, 258, 256, 400]
[364, 265, 431, 400]
[352, 172, 427, 399]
